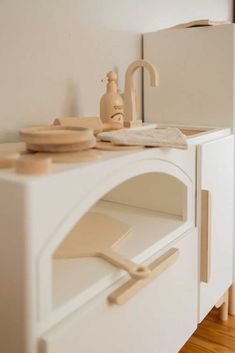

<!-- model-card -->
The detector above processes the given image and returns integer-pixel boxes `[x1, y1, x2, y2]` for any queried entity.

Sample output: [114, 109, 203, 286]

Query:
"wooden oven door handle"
[108, 248, 179, 305]
[200, 189, 211, 283]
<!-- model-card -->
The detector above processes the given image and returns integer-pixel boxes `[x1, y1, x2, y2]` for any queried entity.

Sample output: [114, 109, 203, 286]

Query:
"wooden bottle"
[100, 71, 124, 128]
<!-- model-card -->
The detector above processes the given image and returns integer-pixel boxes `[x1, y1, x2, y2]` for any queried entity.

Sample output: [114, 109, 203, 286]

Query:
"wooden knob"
[15, 156, 52, 175]
[0, 152, 20, 169]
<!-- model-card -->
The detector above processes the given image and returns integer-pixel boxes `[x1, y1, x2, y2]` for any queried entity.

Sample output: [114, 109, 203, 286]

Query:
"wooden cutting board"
[54, 212, 150, 279]
[95, 141, 144, 151]
[54, 117, 123, 133]
[54, 117, 104, 134]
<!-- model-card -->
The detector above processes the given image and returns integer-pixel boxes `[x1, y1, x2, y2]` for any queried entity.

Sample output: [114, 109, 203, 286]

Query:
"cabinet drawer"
[41, 229, 198, 353]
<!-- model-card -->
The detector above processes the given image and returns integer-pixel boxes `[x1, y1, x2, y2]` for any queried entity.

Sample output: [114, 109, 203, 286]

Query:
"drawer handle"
[200, 189, 211, 283]
[108, 248, 179, 305]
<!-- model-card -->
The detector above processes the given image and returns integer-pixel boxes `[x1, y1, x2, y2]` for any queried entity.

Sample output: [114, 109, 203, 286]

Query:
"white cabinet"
[41, 228, 198, 353]
[198, 136, 234, 321]
[0, 131, 233, 353]
[0, 147, 197, 353]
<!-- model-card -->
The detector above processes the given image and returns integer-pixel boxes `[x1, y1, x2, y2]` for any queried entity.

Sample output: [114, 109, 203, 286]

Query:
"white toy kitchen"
[0, 23, 235, 353]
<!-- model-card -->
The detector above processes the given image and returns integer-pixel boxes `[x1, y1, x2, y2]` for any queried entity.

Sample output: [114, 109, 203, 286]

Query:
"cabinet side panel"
[0, 181, 31, 353]
[143, 25, 234, 128]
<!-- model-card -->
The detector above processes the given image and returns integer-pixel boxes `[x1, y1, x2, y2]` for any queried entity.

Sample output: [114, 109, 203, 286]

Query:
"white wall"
[0, 0, 233, 141]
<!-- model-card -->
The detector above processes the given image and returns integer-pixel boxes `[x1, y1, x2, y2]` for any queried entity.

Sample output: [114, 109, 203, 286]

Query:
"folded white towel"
[97, 128, 188, 150]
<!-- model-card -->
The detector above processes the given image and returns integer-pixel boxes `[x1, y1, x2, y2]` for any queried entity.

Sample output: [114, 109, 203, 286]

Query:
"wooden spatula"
[54, 212, 150, 279]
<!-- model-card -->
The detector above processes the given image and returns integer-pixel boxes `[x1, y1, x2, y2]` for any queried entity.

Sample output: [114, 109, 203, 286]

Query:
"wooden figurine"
[100, 71, 124, 129]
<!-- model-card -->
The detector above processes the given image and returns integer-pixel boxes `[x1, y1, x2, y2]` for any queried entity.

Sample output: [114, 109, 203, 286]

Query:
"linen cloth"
[97, 128, 188, 150]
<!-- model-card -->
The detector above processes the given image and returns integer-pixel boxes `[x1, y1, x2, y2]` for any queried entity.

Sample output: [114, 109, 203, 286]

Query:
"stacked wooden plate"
[20, 126, 96, 153]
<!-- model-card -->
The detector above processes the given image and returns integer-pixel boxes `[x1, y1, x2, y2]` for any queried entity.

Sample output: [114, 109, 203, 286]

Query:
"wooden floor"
[179, 308, 235, 352]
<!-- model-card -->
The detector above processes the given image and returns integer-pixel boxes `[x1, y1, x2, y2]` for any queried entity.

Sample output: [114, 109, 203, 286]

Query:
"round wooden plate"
[0, 152, 20, 169]
[36, 149, 102, 163]
[15, 155, 52, 175]
[27, 137, 96, 153]
[20, 126, 93, 145]
[95, 141, 144, 151]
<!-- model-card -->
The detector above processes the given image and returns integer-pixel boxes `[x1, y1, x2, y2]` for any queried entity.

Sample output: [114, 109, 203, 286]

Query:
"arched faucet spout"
[124, 59, 159, 127]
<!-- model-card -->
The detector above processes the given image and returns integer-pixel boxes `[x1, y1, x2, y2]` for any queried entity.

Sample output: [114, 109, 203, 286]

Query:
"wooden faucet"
[124, 59, 159, 128]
